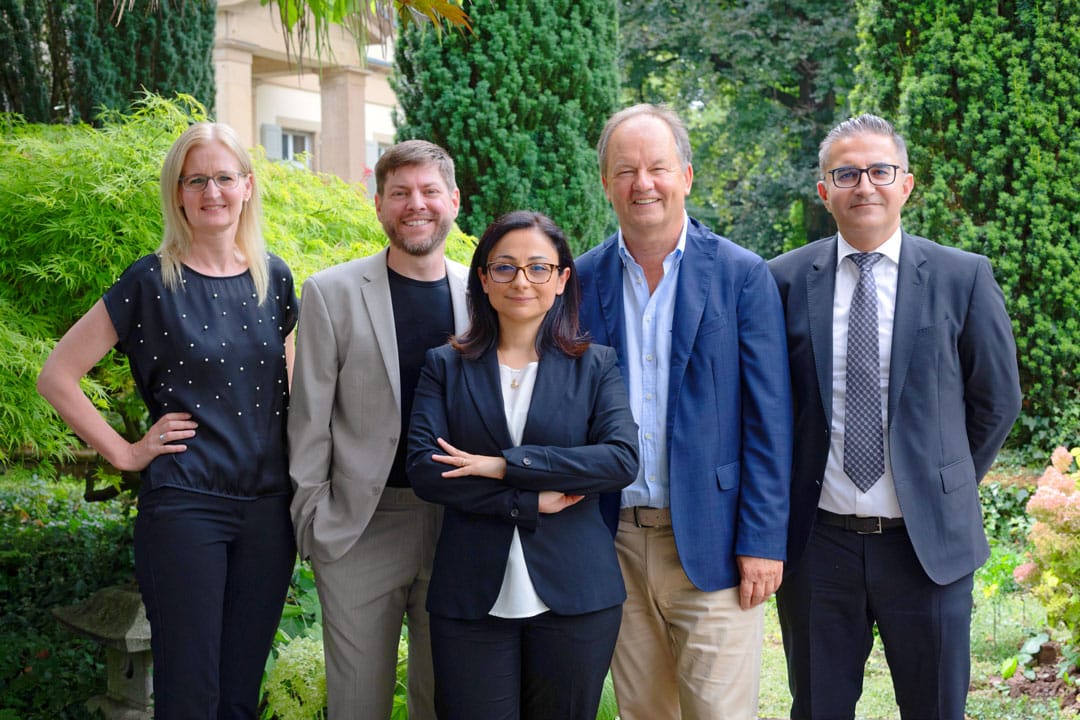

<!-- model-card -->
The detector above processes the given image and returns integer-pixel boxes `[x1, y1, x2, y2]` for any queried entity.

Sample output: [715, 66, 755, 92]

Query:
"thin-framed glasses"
[824, 164, 903, 188]
[179, 172, 247, 192]
[485, 262, 559, 284]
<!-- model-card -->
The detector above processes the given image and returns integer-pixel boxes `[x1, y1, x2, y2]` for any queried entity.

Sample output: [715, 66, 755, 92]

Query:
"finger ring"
[159, 433, 166, 442]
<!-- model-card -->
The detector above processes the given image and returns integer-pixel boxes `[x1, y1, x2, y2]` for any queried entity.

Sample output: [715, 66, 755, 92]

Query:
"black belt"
[817, 509, 904, 535]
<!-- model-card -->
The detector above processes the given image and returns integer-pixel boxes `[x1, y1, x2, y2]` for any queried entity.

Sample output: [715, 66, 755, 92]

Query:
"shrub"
[0, 470, 135, 719]
[262, 634, 327, 720]
[1018, 446, 1080, 653]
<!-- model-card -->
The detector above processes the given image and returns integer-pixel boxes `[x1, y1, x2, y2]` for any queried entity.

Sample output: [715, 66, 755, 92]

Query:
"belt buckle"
[856, 516, 883, 535]
[633, 507, 656, 528]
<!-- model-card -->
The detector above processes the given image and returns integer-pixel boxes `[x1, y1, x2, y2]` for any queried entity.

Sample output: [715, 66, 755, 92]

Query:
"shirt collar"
[616, 212, 689, 269]
[836, 226, 903, 269]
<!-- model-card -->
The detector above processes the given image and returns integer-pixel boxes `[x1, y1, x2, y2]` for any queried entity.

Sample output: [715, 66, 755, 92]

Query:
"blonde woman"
[38, 122, 298, 719]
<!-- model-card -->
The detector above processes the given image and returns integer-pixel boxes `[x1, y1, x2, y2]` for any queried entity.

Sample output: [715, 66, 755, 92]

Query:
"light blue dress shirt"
[616, 216, 688, 509]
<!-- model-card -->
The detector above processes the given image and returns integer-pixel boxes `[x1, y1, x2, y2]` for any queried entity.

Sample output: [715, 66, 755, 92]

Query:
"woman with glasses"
[407, 210, 639, 719]
[37, 122, 297, 719]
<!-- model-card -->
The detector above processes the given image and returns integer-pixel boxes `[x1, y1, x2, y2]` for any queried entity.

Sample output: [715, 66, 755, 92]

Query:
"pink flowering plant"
[1018, 446, 1080, 639]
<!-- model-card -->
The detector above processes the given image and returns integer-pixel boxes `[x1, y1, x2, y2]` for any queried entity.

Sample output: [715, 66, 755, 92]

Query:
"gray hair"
[597, 104, 692, 176]
[818, 113, 909, 176]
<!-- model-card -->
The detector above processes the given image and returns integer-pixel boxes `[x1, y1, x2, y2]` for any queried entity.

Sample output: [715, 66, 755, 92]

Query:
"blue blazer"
[768, 232, 1022, 585]
[576, 217, 793, 592]
[407, 343, 640, 620]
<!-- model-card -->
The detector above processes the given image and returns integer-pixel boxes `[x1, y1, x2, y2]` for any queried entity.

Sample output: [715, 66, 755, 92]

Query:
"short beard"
[384, 217, 454, 257]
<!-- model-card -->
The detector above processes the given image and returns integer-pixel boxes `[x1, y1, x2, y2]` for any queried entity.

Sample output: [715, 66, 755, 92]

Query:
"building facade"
[214, 0, 398, 191]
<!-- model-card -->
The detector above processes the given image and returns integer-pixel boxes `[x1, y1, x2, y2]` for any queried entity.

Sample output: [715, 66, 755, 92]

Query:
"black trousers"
[134, 487, 295, 719]
[430, 605, 622, 720]
[776, 521, 974, 720]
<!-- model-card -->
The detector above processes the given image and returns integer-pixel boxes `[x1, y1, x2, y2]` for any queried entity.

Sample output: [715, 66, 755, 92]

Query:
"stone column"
[214, 42, 257, 147]
[320, 66, 371, 184]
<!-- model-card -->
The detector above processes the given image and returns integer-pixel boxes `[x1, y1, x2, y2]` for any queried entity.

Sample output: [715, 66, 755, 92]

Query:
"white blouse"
[488, 361, 549, 619]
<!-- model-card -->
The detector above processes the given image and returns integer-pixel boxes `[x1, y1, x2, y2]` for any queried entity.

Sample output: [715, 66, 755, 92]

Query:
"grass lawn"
[755, 586, 1075, 719]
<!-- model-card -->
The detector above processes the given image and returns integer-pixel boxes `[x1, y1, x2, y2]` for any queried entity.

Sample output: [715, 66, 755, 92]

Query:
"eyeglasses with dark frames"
[824, 164, 904, 188]
[485, 262, 559, 284]
[179, 172, 247, 192]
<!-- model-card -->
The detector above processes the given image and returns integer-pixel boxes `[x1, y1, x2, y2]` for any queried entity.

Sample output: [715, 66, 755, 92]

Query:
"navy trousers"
[776, 521, 974, 720]
[134, 487, 295, 720]
[430, 605, 622, 720]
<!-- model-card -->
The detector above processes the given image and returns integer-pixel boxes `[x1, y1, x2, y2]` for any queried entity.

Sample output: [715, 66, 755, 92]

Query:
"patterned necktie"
[844, 252, 884, 493]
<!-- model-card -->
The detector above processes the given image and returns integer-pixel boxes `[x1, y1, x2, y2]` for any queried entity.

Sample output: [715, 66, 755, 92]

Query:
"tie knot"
[849, 252, 883, 273]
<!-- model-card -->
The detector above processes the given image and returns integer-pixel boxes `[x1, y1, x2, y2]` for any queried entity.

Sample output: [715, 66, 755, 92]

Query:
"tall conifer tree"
[853, 0, 1080, 445]
[394, 0, 619, 251]
[1, 0, 214, 123]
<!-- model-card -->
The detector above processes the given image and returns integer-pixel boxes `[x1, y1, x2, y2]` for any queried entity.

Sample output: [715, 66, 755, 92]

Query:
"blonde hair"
[158, 122, 269, 303]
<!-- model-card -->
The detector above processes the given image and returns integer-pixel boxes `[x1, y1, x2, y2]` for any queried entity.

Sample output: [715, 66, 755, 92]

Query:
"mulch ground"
[989, 641, 1080, 714]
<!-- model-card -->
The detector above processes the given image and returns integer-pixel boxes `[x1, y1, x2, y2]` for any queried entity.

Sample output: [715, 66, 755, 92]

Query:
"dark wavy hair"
[452, 211, 589, 360]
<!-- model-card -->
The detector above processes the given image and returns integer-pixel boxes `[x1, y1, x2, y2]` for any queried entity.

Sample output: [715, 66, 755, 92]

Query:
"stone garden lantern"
[52, 583, 152, 719]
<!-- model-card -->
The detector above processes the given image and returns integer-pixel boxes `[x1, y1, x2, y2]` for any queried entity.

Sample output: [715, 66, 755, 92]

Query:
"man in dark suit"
[577, 103, 793, 720]
[768, 114, 1022, 719]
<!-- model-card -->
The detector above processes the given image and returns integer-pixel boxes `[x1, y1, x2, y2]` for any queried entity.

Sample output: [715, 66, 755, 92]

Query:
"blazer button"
[522, 457, 532, 466]
[510, 507, 520, 518]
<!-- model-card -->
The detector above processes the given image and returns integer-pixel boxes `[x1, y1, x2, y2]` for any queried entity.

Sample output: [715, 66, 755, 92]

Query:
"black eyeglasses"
[485, 262, 559, 284]
[824, 164, 904, 188]
[179, 172, 247, 192]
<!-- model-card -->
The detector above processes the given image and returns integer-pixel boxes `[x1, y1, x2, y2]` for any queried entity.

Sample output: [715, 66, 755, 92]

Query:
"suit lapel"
[361, 249, 402, 411]
[888, 233, 928, 427]
[446, 259, 470, 335]
[521, 351, 572, 443]
[670, 221, 715, 399]
[594, 238, 630, 374]
[807, 238, 837, 424]
[462, 348, 515, 449]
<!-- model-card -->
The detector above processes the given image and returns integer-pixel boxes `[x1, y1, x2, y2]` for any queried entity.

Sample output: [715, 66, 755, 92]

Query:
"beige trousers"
[611, 519, 765, 720]
[311, 487, 441, 720]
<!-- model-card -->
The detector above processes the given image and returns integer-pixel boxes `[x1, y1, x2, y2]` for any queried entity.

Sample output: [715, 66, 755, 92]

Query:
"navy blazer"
[576, 217, 793, 592]
[768, 232, 1022, 585]
[407, 343, 639, 620]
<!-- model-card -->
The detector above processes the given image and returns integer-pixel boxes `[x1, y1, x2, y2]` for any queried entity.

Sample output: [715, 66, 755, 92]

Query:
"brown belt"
[620, 506, 672, 528]
[817, 509, 904, 535]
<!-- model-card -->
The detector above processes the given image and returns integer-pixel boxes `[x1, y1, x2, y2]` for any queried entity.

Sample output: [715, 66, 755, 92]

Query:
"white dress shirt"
[818, 230, 904, 518]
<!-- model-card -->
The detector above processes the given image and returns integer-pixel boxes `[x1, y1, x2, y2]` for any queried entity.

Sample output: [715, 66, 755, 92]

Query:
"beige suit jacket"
[288, 248, 469, 563]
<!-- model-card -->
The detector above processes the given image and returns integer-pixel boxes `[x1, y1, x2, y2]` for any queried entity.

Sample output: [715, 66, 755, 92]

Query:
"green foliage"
[1000, 631, 1050, 681]
[618, 0, 857, 257]
[394, 0, 619, 252]
[0, 94, 474, 467]
[0, 470, 135, 718]
[980, 479, 1034, 548]
[852, 0, 1080, 444]
[0, 0, 216, 123]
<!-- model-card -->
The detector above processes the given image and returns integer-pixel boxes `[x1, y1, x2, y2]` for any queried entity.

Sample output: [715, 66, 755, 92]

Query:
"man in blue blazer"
[768, 114, 1021, 719]
[576, 103, 793, 720]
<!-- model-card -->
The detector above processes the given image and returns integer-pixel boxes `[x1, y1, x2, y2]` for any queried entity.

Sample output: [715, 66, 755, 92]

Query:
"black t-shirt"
[386, 267, 454, 487]
[103, 253, 298, 498]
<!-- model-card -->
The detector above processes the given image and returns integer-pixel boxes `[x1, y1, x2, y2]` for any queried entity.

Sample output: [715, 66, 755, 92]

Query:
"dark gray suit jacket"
[768, 232, 1021, 585]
